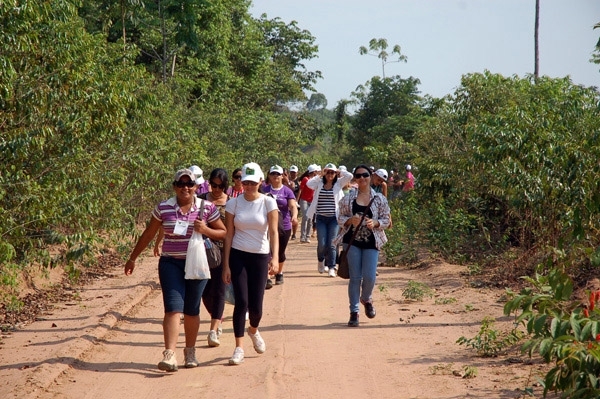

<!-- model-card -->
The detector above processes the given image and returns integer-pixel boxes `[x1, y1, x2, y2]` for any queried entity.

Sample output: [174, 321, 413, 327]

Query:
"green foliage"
[409, 71, 600, 271]
[402, 280, 434, 301]
[0, 0, 324, 303]
[348, 75, 423, 167]
[457, 316, 523, 357]
[504, 267, 600, 398]
[434, 297, 457, 305]
[381, 193, 418, 264]
[462, 365, 478, 379]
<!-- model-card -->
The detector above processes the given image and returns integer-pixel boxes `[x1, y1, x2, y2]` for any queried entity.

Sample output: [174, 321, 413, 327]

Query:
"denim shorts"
[158, 256, 208, 315]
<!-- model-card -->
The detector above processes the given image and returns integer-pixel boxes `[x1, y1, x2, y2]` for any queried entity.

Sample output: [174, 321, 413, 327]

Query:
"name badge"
[173, 220, 189, 236]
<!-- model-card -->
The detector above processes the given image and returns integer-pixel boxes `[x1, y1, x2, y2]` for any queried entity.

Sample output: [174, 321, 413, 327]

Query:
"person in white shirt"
[222, 162, 279, 365]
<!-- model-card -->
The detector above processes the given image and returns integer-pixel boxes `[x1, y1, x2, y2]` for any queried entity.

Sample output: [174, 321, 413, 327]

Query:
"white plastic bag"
[185, 231, 211, 280]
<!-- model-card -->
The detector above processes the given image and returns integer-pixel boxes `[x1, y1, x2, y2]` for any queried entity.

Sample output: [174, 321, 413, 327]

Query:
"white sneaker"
[183, 347, 198, 368]
[229, 347, 244, 365]
[207, 330, 220, 347]
[318, 260, 325, 273]
[158, 349, 178, 372]
[328, 267, 337, 277]
[248, 328, 266, 354]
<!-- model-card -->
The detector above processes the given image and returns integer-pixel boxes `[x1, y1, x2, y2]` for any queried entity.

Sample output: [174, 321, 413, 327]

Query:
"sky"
[250, 0, 600, 107]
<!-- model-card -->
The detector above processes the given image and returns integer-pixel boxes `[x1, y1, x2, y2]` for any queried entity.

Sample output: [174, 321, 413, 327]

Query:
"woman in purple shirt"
[263, 165, 298, 285]
[124, 169, 226, 372]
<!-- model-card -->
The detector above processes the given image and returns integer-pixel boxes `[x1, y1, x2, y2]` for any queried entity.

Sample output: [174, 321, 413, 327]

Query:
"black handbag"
[337, 196, 376, 279]
[199, 199, 222, 269]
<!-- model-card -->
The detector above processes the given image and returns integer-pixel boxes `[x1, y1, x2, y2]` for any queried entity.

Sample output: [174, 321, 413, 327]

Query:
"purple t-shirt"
[152, 197, 220, 259]
[263, 185, 295, 230]
[195, 181, 210, 196]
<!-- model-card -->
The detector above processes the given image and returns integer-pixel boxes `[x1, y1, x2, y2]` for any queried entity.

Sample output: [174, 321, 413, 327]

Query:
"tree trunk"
[534, 0, 540, 80]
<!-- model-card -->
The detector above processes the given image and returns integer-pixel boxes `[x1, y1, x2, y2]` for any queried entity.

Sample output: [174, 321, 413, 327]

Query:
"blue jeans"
[315, 214, 339, 267]
[158, 256, 208, 315]
[346, 245, 379, 313]
[299, 199, 312, 241]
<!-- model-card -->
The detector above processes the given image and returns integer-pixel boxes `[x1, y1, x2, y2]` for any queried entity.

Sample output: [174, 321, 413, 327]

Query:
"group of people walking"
[124, 161, 409, 371]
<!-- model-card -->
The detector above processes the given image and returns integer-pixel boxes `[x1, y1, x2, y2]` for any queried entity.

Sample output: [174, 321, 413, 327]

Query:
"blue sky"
[250, 0, 600, 107]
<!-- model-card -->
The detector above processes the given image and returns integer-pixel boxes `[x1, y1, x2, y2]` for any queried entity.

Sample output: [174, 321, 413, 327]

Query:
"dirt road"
[1, 240, 544, 398]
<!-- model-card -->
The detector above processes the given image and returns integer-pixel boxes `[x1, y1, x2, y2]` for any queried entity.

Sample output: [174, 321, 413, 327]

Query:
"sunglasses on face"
[326, 170, 336, 175]
[241, 181, 259, 186]
[174, 180, 195, 188]
[353, 172, 370, 179]
[233, 175, 242, 180]
[210, 182, 227, 190]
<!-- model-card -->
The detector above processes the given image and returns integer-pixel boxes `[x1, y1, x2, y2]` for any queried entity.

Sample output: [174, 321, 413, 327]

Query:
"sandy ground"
[0, 239, 551, 399]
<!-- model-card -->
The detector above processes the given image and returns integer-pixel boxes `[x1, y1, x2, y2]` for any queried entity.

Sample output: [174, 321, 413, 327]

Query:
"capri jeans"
[158, 256, 208, 315]
[202, 264, 225, 320]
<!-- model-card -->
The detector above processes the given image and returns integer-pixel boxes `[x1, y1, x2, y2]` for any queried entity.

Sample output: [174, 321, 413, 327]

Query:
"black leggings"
[202, 264, 225, 320]
[229, 248, 269, 337]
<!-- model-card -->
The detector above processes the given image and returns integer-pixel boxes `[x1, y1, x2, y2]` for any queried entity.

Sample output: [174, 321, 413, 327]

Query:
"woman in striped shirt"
[124, 169, 226, 372]
[306, 163, 353, 277]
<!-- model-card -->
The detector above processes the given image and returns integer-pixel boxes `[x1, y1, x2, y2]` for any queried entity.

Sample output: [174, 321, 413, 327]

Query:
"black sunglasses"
[210, 182, 227, 190]
[353, 172, 370, 179]
[233, 175, 242, 179]
[174, 180, 195, 188]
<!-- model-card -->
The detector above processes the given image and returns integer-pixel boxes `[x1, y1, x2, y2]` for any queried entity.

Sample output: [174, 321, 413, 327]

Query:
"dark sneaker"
[265, 279, 273, 290]
[364, 302, 376, 319]
[275, 273, 284, 285]
[348, 312, 359, 327]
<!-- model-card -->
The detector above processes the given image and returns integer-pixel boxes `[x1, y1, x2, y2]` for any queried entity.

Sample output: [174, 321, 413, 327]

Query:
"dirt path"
[1, 240, 546, 398]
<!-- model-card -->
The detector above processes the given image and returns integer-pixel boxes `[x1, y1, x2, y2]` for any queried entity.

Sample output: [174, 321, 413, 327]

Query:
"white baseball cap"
[289, 165, 298, 172]
[241, 162, 264, 183]
[269, 165, 284, 174]
[189, 165, 204, 184]
[374, 168, 388, 180]
[339, 165, 347, 172]
[174, 169, 196, 182]
[406, 164, 412, 171]
[324, 163, 337, 172]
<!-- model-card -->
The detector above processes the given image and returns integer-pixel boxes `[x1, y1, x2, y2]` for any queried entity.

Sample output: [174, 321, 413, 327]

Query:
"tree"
[257, 15, 322, 104]
[349, 75, 422, 151]
[591, 22, 600, 68]
[306, 93, 327, 110]
[359, 38, 407, 79]
[534, 0, 540, 79]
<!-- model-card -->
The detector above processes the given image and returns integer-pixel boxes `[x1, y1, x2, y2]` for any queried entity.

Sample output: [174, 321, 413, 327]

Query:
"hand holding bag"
[337, 196, 376, 279]
[185, 231, 211, 279]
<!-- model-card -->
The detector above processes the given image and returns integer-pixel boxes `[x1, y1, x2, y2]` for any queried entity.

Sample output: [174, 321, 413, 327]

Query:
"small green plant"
[378, 284, 388, 295]
[402, 280, 434, 301]
[462, 365, 478, 379]
[467, 263, 481, 275]
[429, 363, 454, 375]
[435, 297, 457, 305]
[465, 303, 475, 312]
[457, 316, 523, 357]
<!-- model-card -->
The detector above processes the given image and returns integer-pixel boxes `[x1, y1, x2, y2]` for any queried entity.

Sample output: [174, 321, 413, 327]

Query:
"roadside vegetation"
[2, 2, 600, 397]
